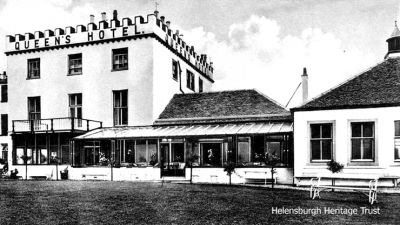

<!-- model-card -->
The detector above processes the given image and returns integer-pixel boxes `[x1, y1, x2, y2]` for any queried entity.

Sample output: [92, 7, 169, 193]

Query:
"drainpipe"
[177, 61, 184, 94]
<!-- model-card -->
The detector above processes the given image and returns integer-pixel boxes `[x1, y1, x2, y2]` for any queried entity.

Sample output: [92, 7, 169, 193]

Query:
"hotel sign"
[10, 25, 142, 51]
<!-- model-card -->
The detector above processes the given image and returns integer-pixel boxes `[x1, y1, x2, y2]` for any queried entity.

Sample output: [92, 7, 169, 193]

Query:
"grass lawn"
[0, 181, 399, 225]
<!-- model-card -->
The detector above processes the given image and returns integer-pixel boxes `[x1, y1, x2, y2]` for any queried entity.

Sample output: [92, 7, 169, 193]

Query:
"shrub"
[327, 159, 344, 173]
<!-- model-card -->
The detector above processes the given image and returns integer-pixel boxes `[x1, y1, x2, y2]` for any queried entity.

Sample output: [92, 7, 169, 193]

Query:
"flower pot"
[60, 171, 68, 180]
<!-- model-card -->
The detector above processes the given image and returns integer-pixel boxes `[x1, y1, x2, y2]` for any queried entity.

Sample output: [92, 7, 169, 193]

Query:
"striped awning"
[74, 122, 293, 140]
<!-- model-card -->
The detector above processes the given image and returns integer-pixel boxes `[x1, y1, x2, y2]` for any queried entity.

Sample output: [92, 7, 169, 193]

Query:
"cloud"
[0, 0, 97, 70]
[181, 15, 377, 107]
[0, 0, 96, 34]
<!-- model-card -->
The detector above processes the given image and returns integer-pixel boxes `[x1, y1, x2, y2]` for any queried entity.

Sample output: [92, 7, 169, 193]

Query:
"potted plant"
[255, 152, 279, 190]
[10, 168, 19, 179]
[327, 159, 344, 173]
[20, 155, 32, 180]
[187, 154, 199, 184]
[51, 156, 60, 181]
[60, 166, 69, 180]
[326, 159, 344, 187]
[99, 153, 109, 166]
[224, 162, 236, 186]
[149, 153, 157, 166]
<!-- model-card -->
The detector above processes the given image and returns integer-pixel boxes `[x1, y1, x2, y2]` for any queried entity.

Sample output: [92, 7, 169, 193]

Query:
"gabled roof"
[293, 58, 400, 111]
[156, 89, 291, 125]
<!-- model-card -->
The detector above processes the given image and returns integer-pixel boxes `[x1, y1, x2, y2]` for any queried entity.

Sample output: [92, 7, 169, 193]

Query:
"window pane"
[321, 124, 332, 138]
[363, 123, 374, 137]
[363, 139, 373, 159]
[351, 139, 361, 159]
[61, 145, 69, 164]
[136, 141, 147, 163]
[77, 94, 82, 105]
[122, 108, 128, 125]
[395, 139, 400, 160]
[36, 98, 41, 111]
[122, 91, 127, 107]
[171, 143, 184, 162]
[70, 95, 76, 106]
[114, 92, 120, 107]
[148, 140, 158, 165]
[395, 121, 400, 136]
[40, 148, 48, 164]
[125, 140, 135, 163]
[321, 140, 332, 160]
[238, 139, 250, 163]
[352, 123, 362, 137]
[311, 140, 320, 160]
[202, 143, 221, 166]
[16, 148, 24, 164]
[310, 124, 320, 139]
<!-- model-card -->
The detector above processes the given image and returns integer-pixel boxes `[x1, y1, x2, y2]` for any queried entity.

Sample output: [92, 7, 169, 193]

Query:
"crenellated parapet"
[5, 10, 214, 80]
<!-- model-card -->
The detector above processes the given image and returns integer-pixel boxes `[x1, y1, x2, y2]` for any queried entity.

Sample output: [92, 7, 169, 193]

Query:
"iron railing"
[12, 117, 102, 133]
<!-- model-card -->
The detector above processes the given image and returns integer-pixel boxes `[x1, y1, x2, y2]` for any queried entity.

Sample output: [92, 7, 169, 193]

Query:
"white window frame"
[27, 58, 40, 79]
[347, 119, 378, 166]
[113, 90, 128, 126]
[307, 121, 335, 165]
[68, 53, 82, 75]
[112, 48, 128, 71]
[394, 121, 400, 162]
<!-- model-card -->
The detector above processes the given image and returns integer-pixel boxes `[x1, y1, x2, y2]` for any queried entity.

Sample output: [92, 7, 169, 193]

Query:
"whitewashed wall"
[294, 107, 400, 178]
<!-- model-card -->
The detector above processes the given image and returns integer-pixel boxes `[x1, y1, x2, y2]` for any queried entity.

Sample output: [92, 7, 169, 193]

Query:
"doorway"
[160, 142, 185, 177]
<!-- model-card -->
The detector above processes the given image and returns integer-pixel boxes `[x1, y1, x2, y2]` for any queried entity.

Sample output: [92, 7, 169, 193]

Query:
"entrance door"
[84, 142, 100, 165]
[160, 142, 185, 177]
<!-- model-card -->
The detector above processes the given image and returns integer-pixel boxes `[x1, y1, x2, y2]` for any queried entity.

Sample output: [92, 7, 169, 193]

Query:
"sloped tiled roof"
[293, 58, 400, 111]
[156, 89, 291, 124]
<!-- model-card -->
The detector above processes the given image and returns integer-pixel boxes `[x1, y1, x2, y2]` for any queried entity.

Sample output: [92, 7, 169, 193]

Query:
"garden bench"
[29, 170, 54, 180]
[29, 176, 48, 180]
[243, 171, 276, 185]
[309, 176, 379, 205]
[82, 174, 107, 180]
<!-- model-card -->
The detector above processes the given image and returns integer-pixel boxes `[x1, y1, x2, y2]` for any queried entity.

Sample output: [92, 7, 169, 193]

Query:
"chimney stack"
[113, 10, 118, 20]
[90, 14, 95, 23]
[302, 67, 309, 103]
[101, 12, 107, 21]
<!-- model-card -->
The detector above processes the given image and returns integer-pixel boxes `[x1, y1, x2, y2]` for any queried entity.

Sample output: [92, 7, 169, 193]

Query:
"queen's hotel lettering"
[13, 26, 140, 51]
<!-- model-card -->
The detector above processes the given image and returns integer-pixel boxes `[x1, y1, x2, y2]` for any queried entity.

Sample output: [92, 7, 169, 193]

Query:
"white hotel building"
[5, 11, 214, 178]
[5, 10, 294, 183]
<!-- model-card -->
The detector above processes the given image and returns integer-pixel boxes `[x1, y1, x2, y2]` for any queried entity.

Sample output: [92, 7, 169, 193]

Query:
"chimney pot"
[90, 15, 95, 23]
[154, 10, 159, 18]
[101, 12, 107, 21]
[166, 21, 170, 27]
[160, 16, 165, 22]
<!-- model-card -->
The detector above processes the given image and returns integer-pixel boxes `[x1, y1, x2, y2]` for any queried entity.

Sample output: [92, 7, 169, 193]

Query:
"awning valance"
[74, 122, 293, 140]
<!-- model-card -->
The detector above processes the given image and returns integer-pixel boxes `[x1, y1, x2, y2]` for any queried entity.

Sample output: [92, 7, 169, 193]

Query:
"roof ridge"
[176, 89, 256, 95]
[253, 88, 288, 110]
[294, 59, 385, 109]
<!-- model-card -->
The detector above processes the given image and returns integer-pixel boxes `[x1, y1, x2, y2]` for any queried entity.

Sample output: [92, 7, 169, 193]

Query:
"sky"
[0, 0, 399, 107]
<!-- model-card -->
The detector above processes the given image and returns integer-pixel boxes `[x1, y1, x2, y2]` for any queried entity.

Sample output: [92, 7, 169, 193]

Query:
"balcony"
[12, 117, 103, 133]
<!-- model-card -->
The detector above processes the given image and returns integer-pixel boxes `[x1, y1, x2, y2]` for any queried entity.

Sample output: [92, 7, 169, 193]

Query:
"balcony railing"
[12, 117, 103, 133]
